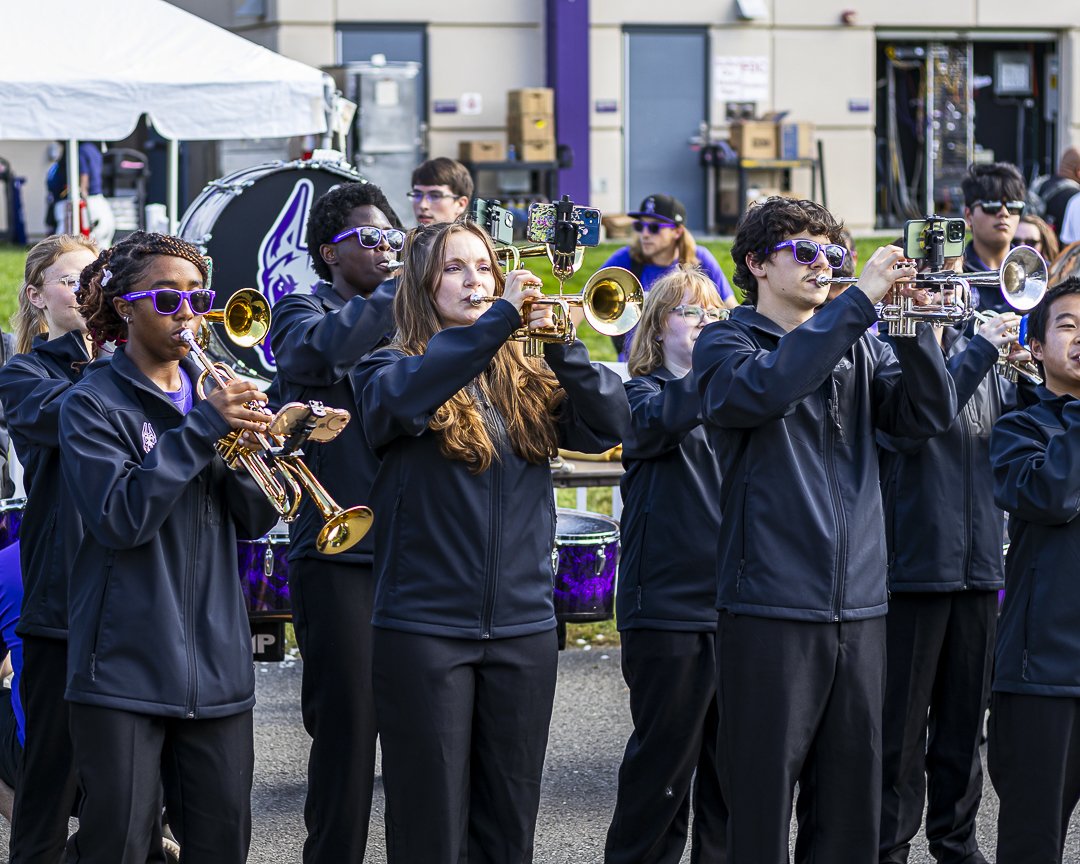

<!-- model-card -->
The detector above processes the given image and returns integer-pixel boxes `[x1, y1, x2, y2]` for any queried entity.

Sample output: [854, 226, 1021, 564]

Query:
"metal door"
[624, 29, 708, 231]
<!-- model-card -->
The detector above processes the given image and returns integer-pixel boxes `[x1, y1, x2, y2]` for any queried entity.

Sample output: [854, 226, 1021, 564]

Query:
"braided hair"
[78, 232, 209, 348]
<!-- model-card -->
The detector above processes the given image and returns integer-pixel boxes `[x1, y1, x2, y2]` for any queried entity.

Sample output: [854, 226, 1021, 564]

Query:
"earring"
[124, 316, 132, 323]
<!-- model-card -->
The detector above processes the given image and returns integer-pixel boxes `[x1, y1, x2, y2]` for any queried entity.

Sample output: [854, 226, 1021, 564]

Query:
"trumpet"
[972, 310, 1043, 385]
[815, 245, 1047, 337]
[493, 242, 585, 276]
[183, 290, 374, 554]
[469, 266, 644, 356]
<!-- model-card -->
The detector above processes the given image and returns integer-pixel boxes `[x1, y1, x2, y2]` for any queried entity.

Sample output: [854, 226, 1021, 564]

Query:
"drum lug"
[594, 547, 607, 576]
[263, 545, 275, 579]
[550, 547, 559, 574]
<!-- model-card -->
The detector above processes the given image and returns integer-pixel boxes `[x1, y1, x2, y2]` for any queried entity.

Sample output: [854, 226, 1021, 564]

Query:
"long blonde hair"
[13, 234, 99, 354]
[392, 220, 565, 472]
[627, 265, 724, 377]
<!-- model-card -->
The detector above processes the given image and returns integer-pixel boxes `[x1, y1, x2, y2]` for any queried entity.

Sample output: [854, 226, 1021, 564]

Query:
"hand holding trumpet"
[501, 270, 556, 332]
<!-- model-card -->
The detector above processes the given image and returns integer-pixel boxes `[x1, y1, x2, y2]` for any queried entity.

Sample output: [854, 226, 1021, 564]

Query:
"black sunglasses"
[633, 220, 678, 235]
[972, 200, 1025, 216]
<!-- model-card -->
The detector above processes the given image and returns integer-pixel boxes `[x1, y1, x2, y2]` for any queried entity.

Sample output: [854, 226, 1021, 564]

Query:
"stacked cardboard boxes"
[507, 87, 556, 162]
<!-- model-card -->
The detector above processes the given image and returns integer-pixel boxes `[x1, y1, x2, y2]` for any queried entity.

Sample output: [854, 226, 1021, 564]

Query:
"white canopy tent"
[0, 0, 334, 233]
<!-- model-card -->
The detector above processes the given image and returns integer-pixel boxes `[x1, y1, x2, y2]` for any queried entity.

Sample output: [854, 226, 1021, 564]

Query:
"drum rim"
[0, 497, 26, 513]
[555, 508, 620, 543]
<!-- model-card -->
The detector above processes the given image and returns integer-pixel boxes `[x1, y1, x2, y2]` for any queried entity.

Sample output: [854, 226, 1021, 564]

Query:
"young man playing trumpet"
[268, 181, 403, 863]
[988, 277, 1080, 864]
[694, 196, 956, 863]
[876, 252, 1025, 864]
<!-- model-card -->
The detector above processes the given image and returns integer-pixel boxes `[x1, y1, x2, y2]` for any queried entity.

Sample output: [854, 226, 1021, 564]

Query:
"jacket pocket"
[89, 551, 117, 680]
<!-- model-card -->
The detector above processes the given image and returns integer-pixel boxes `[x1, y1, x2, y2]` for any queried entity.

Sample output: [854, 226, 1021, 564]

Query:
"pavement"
[3, 644, 1080, 862]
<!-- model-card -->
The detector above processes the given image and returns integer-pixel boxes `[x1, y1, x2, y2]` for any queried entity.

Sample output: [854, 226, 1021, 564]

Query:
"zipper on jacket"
[478, 394, 503, 639]
[185, 479, 203, 717]
[823, 391, 847, 621]
[480, 461, 502, 639]
[959, 409, 973, 589]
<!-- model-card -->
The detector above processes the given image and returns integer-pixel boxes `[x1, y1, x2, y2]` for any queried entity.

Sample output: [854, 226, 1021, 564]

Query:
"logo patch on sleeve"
[141, 422, 158, 453]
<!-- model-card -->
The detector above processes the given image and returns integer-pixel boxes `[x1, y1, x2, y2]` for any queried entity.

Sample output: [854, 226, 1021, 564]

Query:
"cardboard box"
[729, 121, 778, 159]
[507, 113, 556, 145]
[516, 139, 557, 163]
[778, 122, 816, 160]
[601, 213, 634, 240]
[508, 87, 555, 116]
[458, 140, 506, 163]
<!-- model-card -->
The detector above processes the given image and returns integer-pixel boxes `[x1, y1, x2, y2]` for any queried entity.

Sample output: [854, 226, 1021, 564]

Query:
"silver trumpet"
[971, 310, 1043, 385]
[815, 245, 1047, 338]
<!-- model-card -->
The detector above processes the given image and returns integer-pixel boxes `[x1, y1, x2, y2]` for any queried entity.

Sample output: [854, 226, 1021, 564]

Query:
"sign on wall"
[713, 55, 770, 102]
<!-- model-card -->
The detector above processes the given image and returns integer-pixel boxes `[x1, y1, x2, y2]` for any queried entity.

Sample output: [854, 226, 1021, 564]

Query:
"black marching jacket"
[878, 329, 1015, 592]
[269, 280, 395, 565]
[355, 299, 629, 640]
[693, 288, 957, 622]
[0, 331, 91, 638]
[990, 389, 1080, 697]
[617, 368, 722, 631]
[58, 348, 279, 718]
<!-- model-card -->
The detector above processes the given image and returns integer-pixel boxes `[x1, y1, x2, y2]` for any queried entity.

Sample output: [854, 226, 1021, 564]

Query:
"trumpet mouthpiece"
[385, 260, 403, 272]
[469, 292, 486, 306]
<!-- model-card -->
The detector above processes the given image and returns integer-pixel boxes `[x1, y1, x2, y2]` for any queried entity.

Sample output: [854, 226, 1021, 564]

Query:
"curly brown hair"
[392, 220, 564, 473]
[78, 232, 209, 349]
[731, 197, 844, 305]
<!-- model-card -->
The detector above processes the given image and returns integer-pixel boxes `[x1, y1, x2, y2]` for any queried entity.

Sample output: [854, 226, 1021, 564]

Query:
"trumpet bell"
[205, 288, 272, 348]
[1000, 245, 1047, 311]
[316, 505, 374, 555]
[580, 267, 644, 336]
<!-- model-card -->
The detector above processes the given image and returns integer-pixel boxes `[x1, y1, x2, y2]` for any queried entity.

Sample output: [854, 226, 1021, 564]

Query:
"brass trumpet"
[469, 266, 644, 356]
[183, 289, 374, 554]
[493, 242, 585, 276]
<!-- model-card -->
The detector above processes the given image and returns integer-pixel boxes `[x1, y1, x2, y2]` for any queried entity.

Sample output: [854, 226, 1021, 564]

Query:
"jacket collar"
[109, 345, 204, 412]
[730, 304, 789, 340]
[1034, 385, 1079, 410]
[313, 282, 346, 311]
[33, 329, 91, 364]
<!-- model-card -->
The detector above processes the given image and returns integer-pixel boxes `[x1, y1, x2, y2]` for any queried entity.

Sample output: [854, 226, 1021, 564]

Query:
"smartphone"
[470, 198, 515, 246]
[903, 217, 966, 261]
[526, 203, 602, 247]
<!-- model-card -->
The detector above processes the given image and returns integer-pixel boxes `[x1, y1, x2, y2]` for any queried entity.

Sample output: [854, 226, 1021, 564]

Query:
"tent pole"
[67, 138, 80, 236]
[168, 138, 179, 235]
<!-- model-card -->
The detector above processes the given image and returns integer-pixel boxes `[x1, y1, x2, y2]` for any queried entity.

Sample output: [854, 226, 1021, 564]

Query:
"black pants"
[716, 613, 886, 864]
[879, 591, 997, 864]
[373, 627, 559, 864]
[289, 558, 378, 864]
[989, 692, 1080, 864]
[605, 629, 726, 864]
[68, 703, 253, 864]
[9, 634, 78, 863]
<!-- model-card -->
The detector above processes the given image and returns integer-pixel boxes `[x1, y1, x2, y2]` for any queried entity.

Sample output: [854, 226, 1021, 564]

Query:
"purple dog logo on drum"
[141, 422, 157, 453]
[254, 178, 322, 371]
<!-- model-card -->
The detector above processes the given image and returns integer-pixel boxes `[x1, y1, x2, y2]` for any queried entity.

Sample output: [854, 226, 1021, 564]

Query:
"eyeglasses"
[770, 239, 847, 270]
[406, 190, 463, 203]
[972, 200, 1025, 216]
[331, 225, 406, 252]
[120, 288, 216, 315]
[50, 274, 81, 292]
[670, 305, 725, 324]
[633, 220, 678, 234]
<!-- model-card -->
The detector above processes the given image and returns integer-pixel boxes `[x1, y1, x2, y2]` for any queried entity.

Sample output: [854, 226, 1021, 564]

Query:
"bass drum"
[178, 157, 366, 380]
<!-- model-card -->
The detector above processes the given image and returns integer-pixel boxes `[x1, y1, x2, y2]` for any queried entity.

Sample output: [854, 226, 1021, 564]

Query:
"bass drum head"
[179, 158, 366, 380]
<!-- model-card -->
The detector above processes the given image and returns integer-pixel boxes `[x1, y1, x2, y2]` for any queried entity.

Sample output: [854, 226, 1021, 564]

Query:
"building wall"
[5, 1, 1075, 241]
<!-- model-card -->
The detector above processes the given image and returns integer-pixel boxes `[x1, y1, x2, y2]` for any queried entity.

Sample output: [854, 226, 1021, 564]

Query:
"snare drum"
[179, 157, 367, 378]
[237, 529, 291, 621]
[0, 498, 25, 550]
[552, 509, 620, 623]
